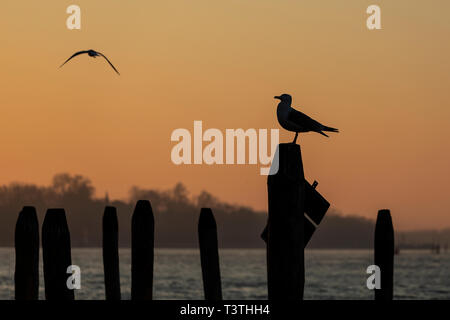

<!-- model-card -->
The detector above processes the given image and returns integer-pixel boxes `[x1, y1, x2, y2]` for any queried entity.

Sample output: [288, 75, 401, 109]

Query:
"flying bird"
[59, 49, 120, 75]
[274, 94, 339, 144]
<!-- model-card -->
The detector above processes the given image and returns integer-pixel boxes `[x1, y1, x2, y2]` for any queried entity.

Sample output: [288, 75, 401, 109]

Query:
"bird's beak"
[274, 96, 281, 100]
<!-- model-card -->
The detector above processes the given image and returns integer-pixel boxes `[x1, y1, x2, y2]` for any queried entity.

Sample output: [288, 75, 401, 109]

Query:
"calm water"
[0, 248, 448, 300]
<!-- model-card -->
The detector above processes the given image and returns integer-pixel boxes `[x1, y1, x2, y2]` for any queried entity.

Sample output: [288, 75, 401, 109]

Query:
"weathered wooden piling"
[303, 180, 329, 246]
[303, 217, 316, 247]
[262, 179, 330, 247]
[103, 206, 121, 300]
[198, 208, 222, 300]
[267, 143, 305, 300]
[42, 208, 74, 300]
[374, 209, 394, 300]
[131, 200, 154, 300]
[14, 206, 39, 300]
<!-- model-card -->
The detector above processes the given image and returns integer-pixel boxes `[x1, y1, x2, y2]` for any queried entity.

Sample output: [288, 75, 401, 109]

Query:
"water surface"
[0, 248, 448, 299]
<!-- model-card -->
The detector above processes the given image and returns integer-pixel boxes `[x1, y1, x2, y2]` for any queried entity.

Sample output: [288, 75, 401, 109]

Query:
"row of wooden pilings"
[15, 203, 222, 300]
[14, 143, 394, 300]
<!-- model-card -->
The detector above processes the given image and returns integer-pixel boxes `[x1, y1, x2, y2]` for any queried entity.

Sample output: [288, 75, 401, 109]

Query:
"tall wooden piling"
[131, 200, 154, 300]
[42, 208, 74, 300]
[262, 179, 330, 248]
[14, 206, 39, 300]
[103, 206, 121, 300]
[267, 143, 305, 300]
[374, 209, 394, 300]
[198, 208, 222, 300]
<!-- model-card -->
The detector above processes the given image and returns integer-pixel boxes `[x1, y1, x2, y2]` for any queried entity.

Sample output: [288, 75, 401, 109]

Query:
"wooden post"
[267, 143, 305, 300]
[103, 206, 121, 300]
[198, 208, 222, 300]
[262, 179, 329, 248]
[131, 200, 154, 300]
[374, 209, 394, 300]
[42, 208, 74, 300]
[14, 206, 39, 300]
[303, 180, 329, 246]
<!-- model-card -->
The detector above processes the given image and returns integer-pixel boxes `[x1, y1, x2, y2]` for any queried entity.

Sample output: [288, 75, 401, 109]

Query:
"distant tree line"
[0, 173, 269, 248]
[1, 173, 447, 248]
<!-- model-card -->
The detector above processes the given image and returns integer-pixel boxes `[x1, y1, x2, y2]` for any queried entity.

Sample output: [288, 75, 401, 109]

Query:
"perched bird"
[59, 49, 120, 75]
[274, 94, 338, 144]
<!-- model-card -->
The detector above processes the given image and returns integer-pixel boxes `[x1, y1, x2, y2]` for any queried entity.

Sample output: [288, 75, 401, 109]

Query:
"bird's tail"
[322, 125, 339, 133]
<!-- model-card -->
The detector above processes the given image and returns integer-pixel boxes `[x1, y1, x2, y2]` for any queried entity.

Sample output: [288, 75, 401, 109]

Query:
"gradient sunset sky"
[1, 1, 449, 230]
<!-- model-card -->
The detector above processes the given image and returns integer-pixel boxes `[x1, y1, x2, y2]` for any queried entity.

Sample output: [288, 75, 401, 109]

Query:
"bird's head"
[274, 94, 292, 104]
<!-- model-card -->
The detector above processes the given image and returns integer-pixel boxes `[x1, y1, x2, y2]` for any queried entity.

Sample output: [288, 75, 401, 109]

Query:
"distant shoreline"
[0, 247, 445, 251]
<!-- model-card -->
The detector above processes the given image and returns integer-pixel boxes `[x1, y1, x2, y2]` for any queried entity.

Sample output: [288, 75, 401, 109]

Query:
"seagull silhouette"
[274, 94, 339, 144]
[59, 49, 120, 75]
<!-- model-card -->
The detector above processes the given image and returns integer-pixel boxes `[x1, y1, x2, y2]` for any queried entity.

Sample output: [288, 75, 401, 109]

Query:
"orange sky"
[1, 1, 450, 230]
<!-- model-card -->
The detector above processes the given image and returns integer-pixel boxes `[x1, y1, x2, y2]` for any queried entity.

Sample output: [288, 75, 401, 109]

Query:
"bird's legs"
[292, 132, 298, 144]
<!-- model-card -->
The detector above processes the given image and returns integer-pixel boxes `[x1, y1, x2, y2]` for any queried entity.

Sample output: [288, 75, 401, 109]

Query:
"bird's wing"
[97, 52, 120, 75]
[287, 108, 324, 132]
[59, 51, 89, 68]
